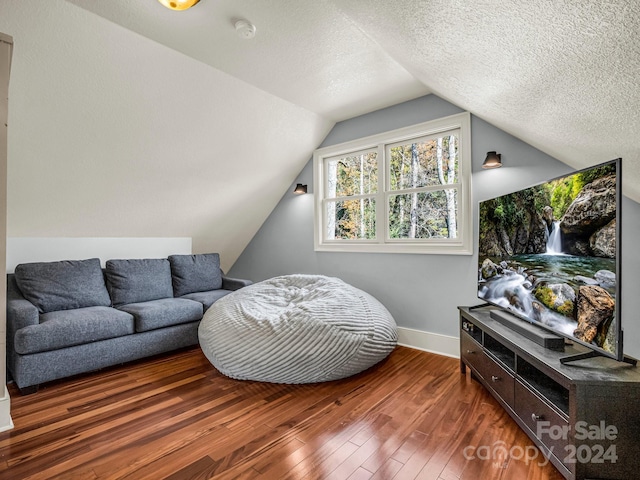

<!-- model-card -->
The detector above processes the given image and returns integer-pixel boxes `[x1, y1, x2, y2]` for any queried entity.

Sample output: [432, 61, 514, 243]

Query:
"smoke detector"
[235, 19, 256, 39]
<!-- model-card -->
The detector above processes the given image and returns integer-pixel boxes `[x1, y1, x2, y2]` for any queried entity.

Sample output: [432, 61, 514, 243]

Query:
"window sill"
[314, 242, 473, 255]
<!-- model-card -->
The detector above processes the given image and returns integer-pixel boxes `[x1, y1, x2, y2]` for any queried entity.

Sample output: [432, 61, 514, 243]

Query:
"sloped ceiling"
[64, 0, 430, 121]
[0, 0, 340, 271]
[67, 0, 640, 202]
[2, 1, 638, 272]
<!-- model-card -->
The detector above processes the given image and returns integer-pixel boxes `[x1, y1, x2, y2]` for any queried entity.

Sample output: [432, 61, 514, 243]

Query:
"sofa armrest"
[221, 276, 253, 291]
[7, 274, 39, 342]
[7, 294, 40, 332]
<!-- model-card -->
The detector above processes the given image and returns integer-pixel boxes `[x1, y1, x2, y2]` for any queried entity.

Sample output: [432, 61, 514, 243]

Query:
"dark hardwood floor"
[0, 346, 564, 479]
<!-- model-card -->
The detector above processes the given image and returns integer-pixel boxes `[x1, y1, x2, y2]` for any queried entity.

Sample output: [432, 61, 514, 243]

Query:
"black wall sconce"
[482, 151, 502, 169]
[293, 183, 307, 194]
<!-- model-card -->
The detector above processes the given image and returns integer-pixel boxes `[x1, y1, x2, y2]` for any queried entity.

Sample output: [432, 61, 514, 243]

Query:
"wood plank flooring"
[0, 346, 565, 479]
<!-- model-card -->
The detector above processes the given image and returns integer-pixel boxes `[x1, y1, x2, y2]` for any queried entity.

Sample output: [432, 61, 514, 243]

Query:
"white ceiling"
[66, 0, 640, 200]
[64, 0, 430, 121]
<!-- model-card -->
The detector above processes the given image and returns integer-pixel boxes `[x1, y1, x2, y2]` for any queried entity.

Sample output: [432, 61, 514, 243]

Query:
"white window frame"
[313, 112, 472, 255]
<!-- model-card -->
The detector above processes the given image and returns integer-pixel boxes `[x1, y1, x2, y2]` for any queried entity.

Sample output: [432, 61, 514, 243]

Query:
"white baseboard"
[397, 326, 459, 358]
[0, 386, 13, 433]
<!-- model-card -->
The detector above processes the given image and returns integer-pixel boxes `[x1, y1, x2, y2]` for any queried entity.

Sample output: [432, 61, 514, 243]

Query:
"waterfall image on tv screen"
[477, 159, 621, 360]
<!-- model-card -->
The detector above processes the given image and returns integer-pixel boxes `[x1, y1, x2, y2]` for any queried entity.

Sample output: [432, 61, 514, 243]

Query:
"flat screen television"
[477, 158, 624, 362]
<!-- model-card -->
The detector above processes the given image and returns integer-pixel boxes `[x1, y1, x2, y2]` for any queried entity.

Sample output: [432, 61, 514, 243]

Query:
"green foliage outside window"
[329, 153, 378, 197]
[326, 136, 460, 240]
[329, 198, 376, 240]
[388, 135, 459, 239]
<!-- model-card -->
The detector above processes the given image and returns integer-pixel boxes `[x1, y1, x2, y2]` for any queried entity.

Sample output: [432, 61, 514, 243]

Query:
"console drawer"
[477, 352, 515, 407]
[462, 332, 515, 407]
[515, 379, 569, 458]
[460, 307, 640, 480]
[460, 330, 482, 364]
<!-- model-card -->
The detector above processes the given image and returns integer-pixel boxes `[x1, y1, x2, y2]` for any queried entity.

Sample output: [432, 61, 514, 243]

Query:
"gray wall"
[230, 94, 640, 360]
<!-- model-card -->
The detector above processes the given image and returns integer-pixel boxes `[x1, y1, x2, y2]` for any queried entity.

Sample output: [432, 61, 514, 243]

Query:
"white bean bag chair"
[198, 274, 397, 383]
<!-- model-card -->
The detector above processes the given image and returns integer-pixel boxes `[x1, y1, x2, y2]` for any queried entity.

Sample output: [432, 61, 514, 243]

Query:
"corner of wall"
[397, 327, 460, 358]
[0, 386, 13, 433]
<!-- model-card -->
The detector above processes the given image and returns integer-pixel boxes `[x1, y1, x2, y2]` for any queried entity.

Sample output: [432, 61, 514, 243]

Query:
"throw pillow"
[105, 258, 173, 306]
[168, 253, 223, 296]
[14, 258, 111, 313]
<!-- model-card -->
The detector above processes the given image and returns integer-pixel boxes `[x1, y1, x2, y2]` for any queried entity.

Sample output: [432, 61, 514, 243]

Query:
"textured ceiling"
[64, 0, 429, 121]
[334, 0, 640, 201]
[66, 0, 640, 200]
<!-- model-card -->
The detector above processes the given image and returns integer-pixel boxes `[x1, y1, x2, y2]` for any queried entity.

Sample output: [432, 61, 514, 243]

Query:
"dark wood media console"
[459, 306, 640, 480]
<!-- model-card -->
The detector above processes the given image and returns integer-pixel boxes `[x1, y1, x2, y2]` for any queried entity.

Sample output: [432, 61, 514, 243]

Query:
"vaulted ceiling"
[1, 1, 638, 272]
[67, 0, 640, 201]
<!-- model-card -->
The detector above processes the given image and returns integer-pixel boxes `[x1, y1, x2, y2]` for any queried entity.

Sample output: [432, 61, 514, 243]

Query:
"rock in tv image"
[477, 159, 621, 359]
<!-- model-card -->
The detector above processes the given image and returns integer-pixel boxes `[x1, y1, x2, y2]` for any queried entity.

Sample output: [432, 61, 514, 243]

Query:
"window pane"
[326, 198, 376, 240]
[388, 189, 458, 239]
[389, 135, 458, 190]
[327, 152, 378, 198]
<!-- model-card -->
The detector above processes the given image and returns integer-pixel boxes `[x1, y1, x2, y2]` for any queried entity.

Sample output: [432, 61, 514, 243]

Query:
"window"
[313, 112, 472, 254]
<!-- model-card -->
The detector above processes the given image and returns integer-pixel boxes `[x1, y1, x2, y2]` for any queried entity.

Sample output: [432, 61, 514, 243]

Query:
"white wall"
[0, 0, 333, 272]
[5, 237, 191, 272]
[0, 32, 13, 432]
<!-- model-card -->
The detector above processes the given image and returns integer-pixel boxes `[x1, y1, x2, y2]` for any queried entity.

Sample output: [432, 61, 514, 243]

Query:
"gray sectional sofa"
[6, 253, 251, 393]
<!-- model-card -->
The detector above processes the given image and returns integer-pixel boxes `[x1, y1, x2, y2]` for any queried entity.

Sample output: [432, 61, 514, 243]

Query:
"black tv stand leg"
[560, 351, 600, 364]
[622, 355, 638, 366]
[560, 350, 638, 366]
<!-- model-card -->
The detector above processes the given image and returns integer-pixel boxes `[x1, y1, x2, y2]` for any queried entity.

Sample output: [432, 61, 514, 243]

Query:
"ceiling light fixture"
[157, 0, 201, 11]
[235, 19, 256, 39]
[482, 151, 503, 169]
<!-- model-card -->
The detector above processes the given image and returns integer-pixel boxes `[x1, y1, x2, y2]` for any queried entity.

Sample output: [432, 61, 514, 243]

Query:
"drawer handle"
[491, 375, 500, 382]
[531, 413, 543, 422]
[466, 349, 475, 354]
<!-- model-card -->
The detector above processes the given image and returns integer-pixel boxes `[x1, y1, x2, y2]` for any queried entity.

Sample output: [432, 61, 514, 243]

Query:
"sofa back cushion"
[105, 258, 173, 306]
[168, 253, 222, 297]
[14, 258, 111, 313]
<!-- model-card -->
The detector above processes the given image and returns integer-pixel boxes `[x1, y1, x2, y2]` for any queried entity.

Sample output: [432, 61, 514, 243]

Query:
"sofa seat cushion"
[14, 306, 134, 355]
[180, 289, 233, 310]
[105, 258, 173, 307]
[168, 253, 223, 297]
[118, 298, 203, 332]
[14, 258, 111, 313]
